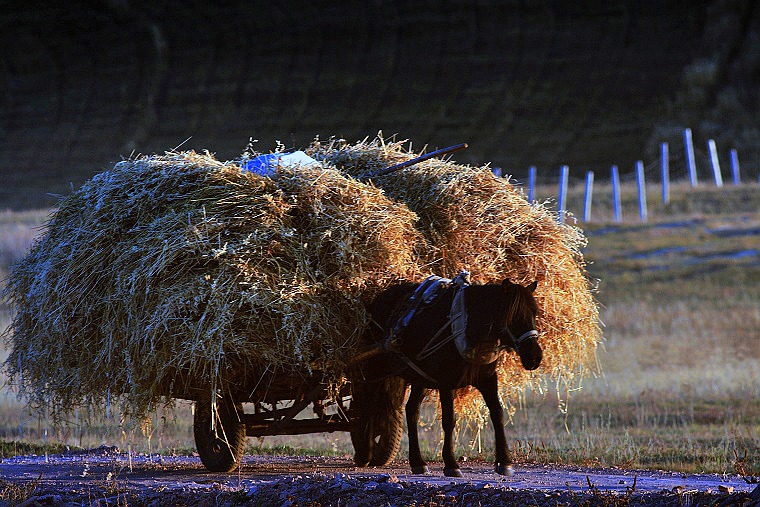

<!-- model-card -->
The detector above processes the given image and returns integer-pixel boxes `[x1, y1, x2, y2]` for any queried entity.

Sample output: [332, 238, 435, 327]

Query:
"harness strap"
[397, 352, 439, 384]
[383, 271, 472, 383]
[415, 318, 454, 361]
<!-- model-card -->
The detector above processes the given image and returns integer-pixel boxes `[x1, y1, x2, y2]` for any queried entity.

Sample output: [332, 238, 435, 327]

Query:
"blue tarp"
[242, 151, 318, 176]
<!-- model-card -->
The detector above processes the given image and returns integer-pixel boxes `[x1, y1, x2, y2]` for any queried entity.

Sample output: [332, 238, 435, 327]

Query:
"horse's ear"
[526, 281, 538, 293]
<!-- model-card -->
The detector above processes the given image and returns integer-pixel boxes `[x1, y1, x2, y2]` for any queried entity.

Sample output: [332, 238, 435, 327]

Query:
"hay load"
[2, 151, 421, 416]
[315, 137, 601, 409]
[2, 137, 601, 421]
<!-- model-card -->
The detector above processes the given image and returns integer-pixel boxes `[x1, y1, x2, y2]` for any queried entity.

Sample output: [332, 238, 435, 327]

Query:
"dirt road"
[1, 448, 757, 506]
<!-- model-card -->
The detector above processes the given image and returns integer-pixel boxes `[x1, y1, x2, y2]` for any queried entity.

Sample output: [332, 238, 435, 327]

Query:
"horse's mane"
[465, 281, 536, 330]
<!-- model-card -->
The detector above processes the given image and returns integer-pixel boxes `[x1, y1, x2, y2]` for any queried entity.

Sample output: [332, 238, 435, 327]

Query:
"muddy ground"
[1, 447, 758, 506]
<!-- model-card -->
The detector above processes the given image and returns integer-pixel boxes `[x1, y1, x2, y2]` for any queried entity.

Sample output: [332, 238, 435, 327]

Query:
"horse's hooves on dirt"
[496, 464, 514, 476]
[411, 465, 430, 475]
[444, 467, 463, 478]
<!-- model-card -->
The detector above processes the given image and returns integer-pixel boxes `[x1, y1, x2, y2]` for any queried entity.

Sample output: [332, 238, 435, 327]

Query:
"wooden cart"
[186, 359, 405, 473]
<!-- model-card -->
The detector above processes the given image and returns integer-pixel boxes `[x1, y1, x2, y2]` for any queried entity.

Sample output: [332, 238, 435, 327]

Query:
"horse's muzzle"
[518, 340, 543, 370]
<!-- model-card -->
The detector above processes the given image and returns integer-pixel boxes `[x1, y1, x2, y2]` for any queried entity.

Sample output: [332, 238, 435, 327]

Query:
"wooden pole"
[636, 161, 648, 222]
[730, 148, 741, 185]
[684, 128, 698, 187]
[583, 171, 594, 222]
[660, 142, 670, 204]
[370, 143, 468, 177]
[611, 165, 622, 223]
[528, 166, 536, 202]
[708, 139, 723, 187]
[558, 165, 569, 223]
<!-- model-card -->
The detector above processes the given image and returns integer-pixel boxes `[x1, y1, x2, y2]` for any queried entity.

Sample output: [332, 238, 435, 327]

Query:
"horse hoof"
[496, 464, 514, 476]
[411, 465, 429, 475]
[444, 467, 463, 478]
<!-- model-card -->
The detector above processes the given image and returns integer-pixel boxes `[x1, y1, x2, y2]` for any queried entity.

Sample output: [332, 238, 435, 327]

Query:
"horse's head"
[499, 279, 542, 370]
[456, 279, 542, 370]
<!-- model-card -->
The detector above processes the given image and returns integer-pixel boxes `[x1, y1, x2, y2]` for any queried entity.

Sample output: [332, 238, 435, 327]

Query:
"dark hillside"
[1, 0, 758, 209]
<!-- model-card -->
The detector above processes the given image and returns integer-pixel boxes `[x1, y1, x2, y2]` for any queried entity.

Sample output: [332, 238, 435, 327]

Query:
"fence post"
[528, 166, 536, 201]
[730, 149, 741, 185]
[583, 171, 594, 222]
[611, 165, 622, 223]
[636, 160, 647, 222]
[684, 128, 698, 187]
[558, 165, 569, 223]
[708, 139, 724, 187]
[660, 142, 670, 204]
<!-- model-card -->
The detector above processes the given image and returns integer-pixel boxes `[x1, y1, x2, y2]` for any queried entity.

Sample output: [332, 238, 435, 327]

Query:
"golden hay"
[2, 150, 421, 417]
[314, 137, 601, 417]
[3, 137, 601, 423]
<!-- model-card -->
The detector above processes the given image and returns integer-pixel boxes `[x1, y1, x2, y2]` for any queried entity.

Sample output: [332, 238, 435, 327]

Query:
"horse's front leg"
[476, 372, 514, 476]
[406, 384, 429, 474]
[440, 388, 462, 477]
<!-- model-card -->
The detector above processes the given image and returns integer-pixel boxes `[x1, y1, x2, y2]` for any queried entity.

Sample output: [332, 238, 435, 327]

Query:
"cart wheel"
[351, 376, 406, 467]
[193, 396, 246, 472]
[368, 404, 404, 466]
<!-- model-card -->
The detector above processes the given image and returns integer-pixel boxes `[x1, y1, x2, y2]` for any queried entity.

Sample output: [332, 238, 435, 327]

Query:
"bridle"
[505, 328, 539, 350]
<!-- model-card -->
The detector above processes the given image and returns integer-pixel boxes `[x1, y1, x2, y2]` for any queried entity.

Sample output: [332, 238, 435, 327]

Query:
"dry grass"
[2, 150, 421, 419]
[2, 137, 600, 430]
[1, 181, 758, 474]
[315, 137, 601, 416]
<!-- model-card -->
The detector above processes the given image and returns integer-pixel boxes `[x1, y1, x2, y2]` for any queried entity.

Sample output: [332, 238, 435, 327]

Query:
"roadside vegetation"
[1, 183, 758, 476]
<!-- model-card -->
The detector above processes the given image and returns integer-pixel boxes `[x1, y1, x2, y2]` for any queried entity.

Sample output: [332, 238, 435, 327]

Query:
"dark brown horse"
[355, 274, 542, 477]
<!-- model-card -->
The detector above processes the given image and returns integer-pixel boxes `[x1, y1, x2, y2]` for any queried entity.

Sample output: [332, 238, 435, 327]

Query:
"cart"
[183, 355, 405, 472]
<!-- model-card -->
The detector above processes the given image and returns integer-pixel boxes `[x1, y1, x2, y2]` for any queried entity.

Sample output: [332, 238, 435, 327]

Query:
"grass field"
[1, 183, 758, 476]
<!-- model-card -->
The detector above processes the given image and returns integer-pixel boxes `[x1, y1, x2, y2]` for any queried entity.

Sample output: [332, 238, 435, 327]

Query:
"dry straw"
[3, 137, 601, 424]
[314, 136, 601, 418]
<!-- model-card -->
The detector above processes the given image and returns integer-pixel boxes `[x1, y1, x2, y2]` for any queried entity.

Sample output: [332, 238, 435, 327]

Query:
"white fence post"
[730, 149, 741, 185]
[660, 142, 670, 204]
[611, 165, 622, 223]
[528, 166, 536, 201]
[583, 171, 594, 223]
[708, 139, 724, 187]
[636, 160, 648, 222]
[684, 128, 698, 187]
[558, 165, 569, 223]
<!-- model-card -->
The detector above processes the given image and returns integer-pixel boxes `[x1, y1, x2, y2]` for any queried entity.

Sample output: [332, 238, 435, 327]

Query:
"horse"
[354, 273, 542, 477]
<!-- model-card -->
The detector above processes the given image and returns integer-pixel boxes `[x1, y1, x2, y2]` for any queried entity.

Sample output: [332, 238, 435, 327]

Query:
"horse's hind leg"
[406, 384, 429, 474]
[477, 373, 514, 476]
[440, 389, 463, 478]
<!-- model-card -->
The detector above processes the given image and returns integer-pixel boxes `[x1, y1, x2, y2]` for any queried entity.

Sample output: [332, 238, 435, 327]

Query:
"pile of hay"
[313, 137, 601, 418]
[2, 136, 601, 422]
[1, 151, 421, 417]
